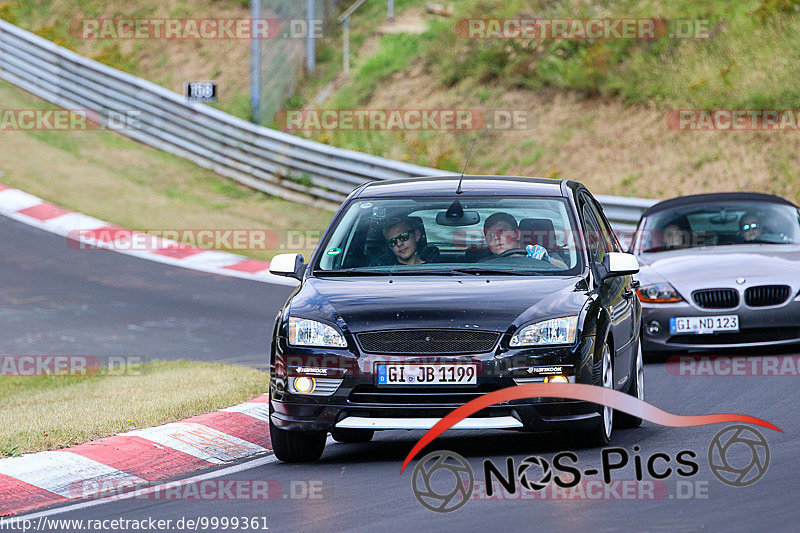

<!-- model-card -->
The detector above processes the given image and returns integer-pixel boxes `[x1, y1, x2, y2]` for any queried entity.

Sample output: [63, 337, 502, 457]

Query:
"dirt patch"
[359, 7, 428, 58]
[374, 8, 429, 36]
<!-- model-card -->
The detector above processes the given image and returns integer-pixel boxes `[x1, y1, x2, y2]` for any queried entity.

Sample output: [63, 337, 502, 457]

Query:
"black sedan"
[630, 192, 800, 358]
[268, 176, 643, 462]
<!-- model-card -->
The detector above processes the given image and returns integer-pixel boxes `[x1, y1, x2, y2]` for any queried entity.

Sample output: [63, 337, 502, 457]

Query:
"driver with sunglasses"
[382, 217, 426, 265]
[739, 213, 763, 242]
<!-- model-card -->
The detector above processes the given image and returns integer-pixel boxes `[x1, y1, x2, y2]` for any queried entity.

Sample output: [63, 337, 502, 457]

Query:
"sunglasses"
[742, 223, 760, 231]
[386, 232, 411, 248]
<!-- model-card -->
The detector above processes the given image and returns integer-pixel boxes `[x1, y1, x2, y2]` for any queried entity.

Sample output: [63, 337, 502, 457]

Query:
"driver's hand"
[526, 244, 551, 262]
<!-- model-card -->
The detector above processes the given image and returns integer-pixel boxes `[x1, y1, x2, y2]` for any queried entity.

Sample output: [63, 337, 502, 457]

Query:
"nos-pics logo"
[411, 424, 770, 513]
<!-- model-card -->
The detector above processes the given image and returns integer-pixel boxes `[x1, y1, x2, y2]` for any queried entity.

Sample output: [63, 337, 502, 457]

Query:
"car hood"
[289, 275, 589, 334]
[637, 245, 800, 293]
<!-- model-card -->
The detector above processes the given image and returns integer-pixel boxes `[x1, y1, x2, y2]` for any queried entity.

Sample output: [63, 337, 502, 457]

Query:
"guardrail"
[0, 20, 656, 229]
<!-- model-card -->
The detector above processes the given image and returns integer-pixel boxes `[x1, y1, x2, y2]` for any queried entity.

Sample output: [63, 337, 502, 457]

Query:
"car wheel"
[586, 341, 613, 446]
[269, 418, 326, 463]
[330, 428, 374, 443]
[615, 340, 644, 429]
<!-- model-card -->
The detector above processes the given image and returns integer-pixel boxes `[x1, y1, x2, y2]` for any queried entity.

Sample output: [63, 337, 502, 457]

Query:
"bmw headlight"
[636, 283, 683, 303]
[510, 316, 578, 347]
[288, 317, 347, 347]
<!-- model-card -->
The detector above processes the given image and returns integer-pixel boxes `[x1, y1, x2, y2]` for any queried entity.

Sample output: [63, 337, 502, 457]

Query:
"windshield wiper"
[315, 269, 387, 276]
[448, 267, 541, 276]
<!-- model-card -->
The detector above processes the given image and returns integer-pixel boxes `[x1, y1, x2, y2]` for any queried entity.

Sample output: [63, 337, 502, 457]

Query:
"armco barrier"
[0, 20, 656, 228]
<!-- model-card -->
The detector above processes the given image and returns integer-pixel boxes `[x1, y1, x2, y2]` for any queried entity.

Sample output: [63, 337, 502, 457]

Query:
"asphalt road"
[42, 364, 797, 533]
[4, 213, 798, 532]
[0, 215, 293, 368]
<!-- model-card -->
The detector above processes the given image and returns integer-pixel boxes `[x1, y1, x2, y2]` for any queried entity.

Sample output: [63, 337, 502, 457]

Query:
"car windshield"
[314, 196, 583, 275]
[635, 202, 800, 253]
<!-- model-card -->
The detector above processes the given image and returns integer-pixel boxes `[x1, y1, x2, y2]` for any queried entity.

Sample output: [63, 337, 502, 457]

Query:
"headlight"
[510, 316, 578, 347]
[636, 283, 683, 303]
[288, 317, 347, 347]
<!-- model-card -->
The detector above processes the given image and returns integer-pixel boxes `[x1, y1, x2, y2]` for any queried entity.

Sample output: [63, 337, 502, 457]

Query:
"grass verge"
[0, 360, 267, 457]
[0, 81, 332, 260]
[424, 0, 800, 110]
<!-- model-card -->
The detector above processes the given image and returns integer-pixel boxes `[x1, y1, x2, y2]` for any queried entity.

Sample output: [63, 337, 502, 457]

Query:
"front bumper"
[640, 298, 800, 352]
[270, 335, 601, 433]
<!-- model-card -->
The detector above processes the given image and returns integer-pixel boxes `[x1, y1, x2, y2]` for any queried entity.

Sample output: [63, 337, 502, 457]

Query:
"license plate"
[377, 364, 477, 385]
[670, 315, 739, 334]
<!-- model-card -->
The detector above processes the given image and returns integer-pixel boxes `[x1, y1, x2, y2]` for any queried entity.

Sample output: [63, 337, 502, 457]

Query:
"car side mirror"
[269, 253, 306, 281]
[596, 252, 639, 282]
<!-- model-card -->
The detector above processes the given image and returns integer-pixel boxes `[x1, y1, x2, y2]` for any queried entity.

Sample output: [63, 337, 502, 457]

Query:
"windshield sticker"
[326, 247, 342, 256]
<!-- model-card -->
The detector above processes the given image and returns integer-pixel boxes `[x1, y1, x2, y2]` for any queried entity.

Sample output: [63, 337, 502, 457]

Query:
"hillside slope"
[0, 0, 253, 117]
[290, 0, 800, 201]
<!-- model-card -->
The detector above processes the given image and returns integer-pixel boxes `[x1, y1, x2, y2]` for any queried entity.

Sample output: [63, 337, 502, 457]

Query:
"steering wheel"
[496, 248, 528, 258]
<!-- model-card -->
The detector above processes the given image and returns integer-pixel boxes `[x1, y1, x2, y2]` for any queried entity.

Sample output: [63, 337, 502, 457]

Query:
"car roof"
[641, 192, 798, 218]
[354, 175, 575, 198]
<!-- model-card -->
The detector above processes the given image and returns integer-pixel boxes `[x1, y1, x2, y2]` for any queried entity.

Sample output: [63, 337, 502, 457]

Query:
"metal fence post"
[338, 0, 368, 77]
[250, 0, 261, 123]
[343, 17, 350, 75]
[388, 0, 394, 23]
[306, 0, 316, 72]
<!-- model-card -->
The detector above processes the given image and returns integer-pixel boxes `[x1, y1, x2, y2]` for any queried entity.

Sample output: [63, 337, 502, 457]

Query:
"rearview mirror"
[269, 253, 306, 280]
[597, 252, 639, 282]
[435, 210, 480, 226]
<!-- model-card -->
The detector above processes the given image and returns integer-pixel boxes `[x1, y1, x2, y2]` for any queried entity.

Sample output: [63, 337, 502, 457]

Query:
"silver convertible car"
[629, 192, 800, 358]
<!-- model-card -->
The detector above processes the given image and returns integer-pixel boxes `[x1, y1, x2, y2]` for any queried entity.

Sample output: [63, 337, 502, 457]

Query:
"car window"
[580, 200, 608, 263]
[635, 202, 800, 253]
[314, 196, 584, 275]
[585, 195, 619, 253]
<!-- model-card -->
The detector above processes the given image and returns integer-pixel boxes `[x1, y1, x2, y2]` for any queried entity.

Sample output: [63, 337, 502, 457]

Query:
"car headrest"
[519, 218, 557, 248]
[406, 216, 428, 248]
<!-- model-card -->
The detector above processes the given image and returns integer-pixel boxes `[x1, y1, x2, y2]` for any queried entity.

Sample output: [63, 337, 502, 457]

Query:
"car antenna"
[456, 137, 477, 194]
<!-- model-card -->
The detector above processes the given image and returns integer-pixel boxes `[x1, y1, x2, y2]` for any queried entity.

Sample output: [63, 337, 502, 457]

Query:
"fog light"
[544, 375, 569, 383]
[293, 376, 316, 393]
[647, 321, 661, 335]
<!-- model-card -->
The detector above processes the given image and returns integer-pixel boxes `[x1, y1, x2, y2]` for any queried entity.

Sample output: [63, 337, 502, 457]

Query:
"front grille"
[357, 329, 500, 355]
[348, 384, 503, 406]
[745, 285, 791, 307]
[692, 288, 739, 309]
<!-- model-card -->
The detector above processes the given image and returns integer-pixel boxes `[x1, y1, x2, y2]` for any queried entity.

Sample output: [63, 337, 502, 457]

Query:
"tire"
[615, 340, 644, 429]
[330, 428, 374, 443]
[585, 341, 614, 446]
[269, 419, 326, 463]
